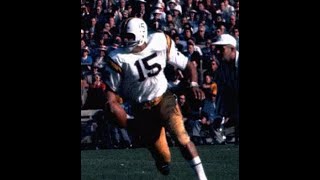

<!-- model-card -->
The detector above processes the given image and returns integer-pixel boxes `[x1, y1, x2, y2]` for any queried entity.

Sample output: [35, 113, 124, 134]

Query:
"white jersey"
[104, 32, 189, 103]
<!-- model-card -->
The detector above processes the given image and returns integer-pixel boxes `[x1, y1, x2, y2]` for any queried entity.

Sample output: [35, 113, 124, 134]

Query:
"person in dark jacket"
[212, 34, 239, 144]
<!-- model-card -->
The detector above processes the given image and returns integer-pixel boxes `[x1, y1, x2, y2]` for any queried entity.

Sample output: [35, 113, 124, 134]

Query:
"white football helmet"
[121, 17, 148, 52]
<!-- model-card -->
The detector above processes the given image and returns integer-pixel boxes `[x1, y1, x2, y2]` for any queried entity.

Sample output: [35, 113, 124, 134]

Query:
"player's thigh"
[159, 92, 190, 145]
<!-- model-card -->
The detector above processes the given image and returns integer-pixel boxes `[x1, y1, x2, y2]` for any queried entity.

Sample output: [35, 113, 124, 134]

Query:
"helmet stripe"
[120, 17, 133, 35]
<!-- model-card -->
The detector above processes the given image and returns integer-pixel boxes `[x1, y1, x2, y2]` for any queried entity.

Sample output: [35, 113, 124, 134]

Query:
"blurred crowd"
[80, 0, 239, 150]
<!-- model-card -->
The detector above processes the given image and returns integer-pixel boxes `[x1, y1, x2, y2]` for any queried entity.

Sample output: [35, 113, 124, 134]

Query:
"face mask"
[123, 40, 139, 52]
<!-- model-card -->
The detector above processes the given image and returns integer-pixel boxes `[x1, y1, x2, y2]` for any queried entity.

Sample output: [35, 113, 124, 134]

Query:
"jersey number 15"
[134, 53, 162, 82]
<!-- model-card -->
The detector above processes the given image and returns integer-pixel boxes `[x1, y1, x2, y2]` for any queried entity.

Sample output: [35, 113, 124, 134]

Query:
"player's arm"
[103, 55, 128, 128]
[164, 34, 205, 100]
[105, 90, 128, 128]
[184, 61, 205, 100]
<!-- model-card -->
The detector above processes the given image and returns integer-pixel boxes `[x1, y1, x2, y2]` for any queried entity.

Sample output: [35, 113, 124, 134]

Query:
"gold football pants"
[132, 91, 190, 164]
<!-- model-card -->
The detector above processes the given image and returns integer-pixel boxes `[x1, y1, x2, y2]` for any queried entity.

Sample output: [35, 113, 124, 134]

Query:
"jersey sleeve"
[165, 34, 188, 70]
[103, 55, 123, 93]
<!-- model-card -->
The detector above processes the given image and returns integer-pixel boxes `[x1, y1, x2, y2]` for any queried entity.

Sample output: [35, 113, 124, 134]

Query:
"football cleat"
[156, 161, 170, 175]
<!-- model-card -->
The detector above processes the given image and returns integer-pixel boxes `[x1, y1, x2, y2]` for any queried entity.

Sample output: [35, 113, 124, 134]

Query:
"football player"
[104, 17, 207, 180]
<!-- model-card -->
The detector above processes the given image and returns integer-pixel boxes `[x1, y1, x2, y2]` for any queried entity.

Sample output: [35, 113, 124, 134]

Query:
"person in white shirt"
[103, 17, 208, 180]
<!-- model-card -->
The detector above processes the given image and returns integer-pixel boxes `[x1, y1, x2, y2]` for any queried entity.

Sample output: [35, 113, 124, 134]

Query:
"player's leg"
[147, 127, 171, 175]
[160, 92, 208, 180]
[132, 107, 171, 175]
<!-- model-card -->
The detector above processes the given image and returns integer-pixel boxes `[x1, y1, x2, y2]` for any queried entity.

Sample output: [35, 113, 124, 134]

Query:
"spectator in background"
[102, 22, 113, 39]
[105, 0, 114, 15]
[169, 29, 178, 39]
[180, 28, 193, 47]
[81, 4, 91, 30]
[81, 39, 86, 49]
[166, 0, 177, 12]
[219, 24, 227, 35]
[224, 0, 236, 15]
[126, 3, 134, 17]
[187, 38, 203, 57]
[150, 13, 163, 32]
[150, 2, 166, 25]
[135, 0, 148, 20]
[89, 17, 99, 36]
[200, 83, 224, 144]
[111, 5, 124, 26]
[121, 10, 129, 21]
[194, 23, 209, 46]
[212, 24, 225, 42]
[182, 0, 194, 16]
[204, 57, 220, 82]
[81, 46, 93, 73]
[184, 41, 197, 60]
[118, 0, 127, 14]
[162, 13, 176, 32]
[201, 74, 216, 98]
[188, 9, 199, 31]
[178, 93, 192, 123]
[217, 2, 227, 23]
[94, 45, 108, 69]
[201, 39, 213, 70]
[83, 73, 107, 110]
[97, 36, 107, 48]
[94, 6, 107, 26]
[187, 102, 204, 146]
[88, 30, 98, 50]
[214, 14, 225, 30]
[231, 27, 239, 51]
[196, 2, 211, 25]
[187, 38, 203, 80]
[212, 34, 239, 144]
[171, 33, 185, 52]
[172, 5, 182, 31]
[107, 17, 119, 35]
[226, 14, 237, 34]
[95, 0, 105, 10]
[203, 0, 217, 15]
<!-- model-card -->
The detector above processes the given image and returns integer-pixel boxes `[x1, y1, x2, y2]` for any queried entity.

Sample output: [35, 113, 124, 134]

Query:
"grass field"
[81, 144, 239, 180]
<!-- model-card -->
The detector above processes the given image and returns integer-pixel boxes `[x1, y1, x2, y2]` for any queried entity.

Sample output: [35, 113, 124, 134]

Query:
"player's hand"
[191, 86, 205, 100]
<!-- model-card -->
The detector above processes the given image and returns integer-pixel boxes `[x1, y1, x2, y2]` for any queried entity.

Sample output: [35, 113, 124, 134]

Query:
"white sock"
[188, 156, 208, 180]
